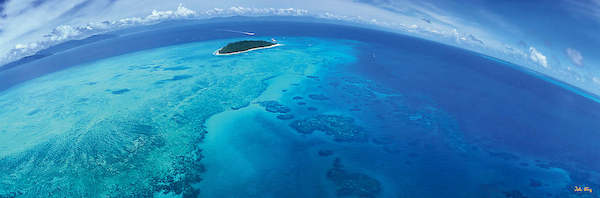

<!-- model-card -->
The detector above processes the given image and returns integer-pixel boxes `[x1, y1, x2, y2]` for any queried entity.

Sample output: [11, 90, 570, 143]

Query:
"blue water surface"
[1, 17, 599, 198]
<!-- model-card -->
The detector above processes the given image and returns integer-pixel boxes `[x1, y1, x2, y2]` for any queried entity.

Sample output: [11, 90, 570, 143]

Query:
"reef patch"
[155, 75, 193, 84]
[163, 66, 191, 71]
[276, 114, 295, 120]
[111, 88, 130, 95]
[327, 158, 381, 198]
[289, 114, 367, 142]
[308, 94, 329, 100]
[257, 101, 291, 114]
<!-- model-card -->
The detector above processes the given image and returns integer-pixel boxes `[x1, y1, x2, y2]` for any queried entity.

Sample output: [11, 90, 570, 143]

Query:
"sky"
[0, 0, 598, 95]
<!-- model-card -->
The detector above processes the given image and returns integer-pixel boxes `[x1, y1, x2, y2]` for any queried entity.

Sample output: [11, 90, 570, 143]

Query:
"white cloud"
[47, 25, 81, 41]
[0, 0, 498, 66]
[175, 3, 196, 17]
[593, 77, 600, 85]
[0, 4, 314, 65]
[14, 44, 28, 49]
[564, 0, 600, 20]
[529, 47, 548, 68]
[147, 4, 197, 21]
[0, 0, 598, 97]
[566, 48, 583, 66]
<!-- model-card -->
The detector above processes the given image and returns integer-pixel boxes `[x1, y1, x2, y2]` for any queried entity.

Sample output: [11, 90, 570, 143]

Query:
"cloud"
[146, 3, 196, 21]
[47, 25, 81, 41]
[593, 77, 600, 85]
[566, 47, 583, 66]
[0, 0, 597, 99]
[57, 0, 94, 18]
[529, 47, 548, 67]
[0, 4, 313, 65]
[564, 0, 600, 20]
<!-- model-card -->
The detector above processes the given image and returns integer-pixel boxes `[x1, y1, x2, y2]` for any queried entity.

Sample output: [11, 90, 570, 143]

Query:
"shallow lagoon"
[0, 20, 599, 197]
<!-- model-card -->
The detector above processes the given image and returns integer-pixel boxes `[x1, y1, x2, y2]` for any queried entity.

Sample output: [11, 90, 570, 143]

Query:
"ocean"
[0, 18, 598, 197]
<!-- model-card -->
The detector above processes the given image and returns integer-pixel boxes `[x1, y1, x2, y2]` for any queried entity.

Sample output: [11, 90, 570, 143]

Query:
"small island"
[215, 40, 280, 55]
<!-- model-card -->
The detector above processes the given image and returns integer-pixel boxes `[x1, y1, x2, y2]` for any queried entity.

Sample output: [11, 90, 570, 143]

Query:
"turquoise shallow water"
[197, 44, 575, 197]
[196, 51, 574, 197]
[1, 20, 599, 198]
[0, 37, 357, 197]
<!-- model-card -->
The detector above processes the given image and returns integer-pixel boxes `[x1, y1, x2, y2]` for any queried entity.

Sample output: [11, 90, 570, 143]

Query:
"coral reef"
[0, 118, 205, 197]
[111, 88, 130, 94]
[327, 158, 381, 198]
[163, 66, 190, 71]
[276, 114, 295, 120]
[258, 101, 291, 114]
[289, 114, 367, 142]
[308, 94, 329, 100]
[231, 102, 250, 110]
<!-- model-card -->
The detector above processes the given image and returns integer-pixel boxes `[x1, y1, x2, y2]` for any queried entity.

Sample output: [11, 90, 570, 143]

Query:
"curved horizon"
[0, 0, 598, 98]
[1, 7, 600, 197]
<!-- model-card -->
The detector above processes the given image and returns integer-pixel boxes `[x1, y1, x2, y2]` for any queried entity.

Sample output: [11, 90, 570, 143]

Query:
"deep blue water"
[351, 37, 600, 169]
[1, 18, 599, 197]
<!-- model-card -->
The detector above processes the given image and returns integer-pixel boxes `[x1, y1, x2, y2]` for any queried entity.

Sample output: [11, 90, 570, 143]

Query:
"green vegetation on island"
[218, 40, 277, 54]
